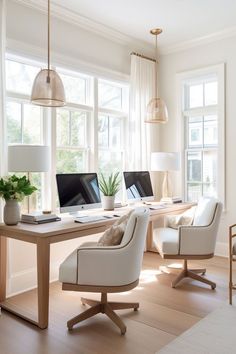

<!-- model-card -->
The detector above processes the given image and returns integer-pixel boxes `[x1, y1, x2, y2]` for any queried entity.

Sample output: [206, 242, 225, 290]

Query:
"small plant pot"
[3, 200, 21, 225]
[102, 196, 115, 211]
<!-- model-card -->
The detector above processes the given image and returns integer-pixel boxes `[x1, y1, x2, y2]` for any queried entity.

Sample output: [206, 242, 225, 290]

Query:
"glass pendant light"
[145, 28, 168, 123]
[31, 0, 66, 107]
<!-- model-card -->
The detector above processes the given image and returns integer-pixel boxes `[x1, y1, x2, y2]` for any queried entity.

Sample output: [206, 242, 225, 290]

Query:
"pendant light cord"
[155, 34, 158, 97]
[47, 0, 50, 83]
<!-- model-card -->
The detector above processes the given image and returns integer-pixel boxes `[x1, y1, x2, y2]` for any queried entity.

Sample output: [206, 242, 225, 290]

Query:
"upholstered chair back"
[193, 197, 218, 226]
[179, 199, 222, 255]
[73, 207, 150, 287]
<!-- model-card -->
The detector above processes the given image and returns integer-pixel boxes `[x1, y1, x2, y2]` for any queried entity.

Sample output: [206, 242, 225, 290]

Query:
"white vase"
[3, 200, 21, 225]
[102, 196, 115, 211]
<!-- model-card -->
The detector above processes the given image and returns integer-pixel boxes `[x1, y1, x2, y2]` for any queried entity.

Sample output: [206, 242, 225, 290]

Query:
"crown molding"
[161, 26, 236, 55]
[12, 0, 152, 53]
[11, 0, 236, 56]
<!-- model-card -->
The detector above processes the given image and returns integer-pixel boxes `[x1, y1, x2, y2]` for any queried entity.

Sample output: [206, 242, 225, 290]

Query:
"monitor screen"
[56, 173, 101, 213]
[123, 171, 154, 202]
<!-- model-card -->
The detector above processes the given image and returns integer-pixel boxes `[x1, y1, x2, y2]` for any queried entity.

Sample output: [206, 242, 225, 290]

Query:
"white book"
[21, 212, 58, 221]
[161, 197, 182, 204]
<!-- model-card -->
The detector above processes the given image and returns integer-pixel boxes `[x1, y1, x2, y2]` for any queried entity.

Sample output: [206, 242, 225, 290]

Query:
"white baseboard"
[7, 261, 61, 297]
[215, 241, 228, 258]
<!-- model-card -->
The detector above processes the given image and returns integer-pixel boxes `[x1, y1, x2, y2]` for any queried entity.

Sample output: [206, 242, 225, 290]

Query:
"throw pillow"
[97, 210, 133, 246]
[166, 206, 196, 230]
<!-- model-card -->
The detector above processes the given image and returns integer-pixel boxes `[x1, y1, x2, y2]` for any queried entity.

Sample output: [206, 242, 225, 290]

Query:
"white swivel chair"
[59, 207, 149, 334]
[153, 197, 222, 289]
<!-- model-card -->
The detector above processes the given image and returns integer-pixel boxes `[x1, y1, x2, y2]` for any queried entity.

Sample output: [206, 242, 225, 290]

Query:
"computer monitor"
[56, 173, 101, 213]
[123, 171, 154, 203]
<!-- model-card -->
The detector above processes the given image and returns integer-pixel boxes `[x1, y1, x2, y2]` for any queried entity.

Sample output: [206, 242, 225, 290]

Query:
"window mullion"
[21, 103, 24, 144]
[69, 111, 72, 146]
[92, 77, 98, 172]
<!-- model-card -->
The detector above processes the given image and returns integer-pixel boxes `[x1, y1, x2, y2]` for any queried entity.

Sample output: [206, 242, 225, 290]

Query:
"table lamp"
[8, 145, 50, 212]
[151, 152, 180, 202]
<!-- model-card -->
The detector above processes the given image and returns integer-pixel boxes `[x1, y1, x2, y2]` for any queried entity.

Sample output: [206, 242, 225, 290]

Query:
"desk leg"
[146, 221, 153, 252]
[0, 236, 7, 302]
[37, 238, 50, 329]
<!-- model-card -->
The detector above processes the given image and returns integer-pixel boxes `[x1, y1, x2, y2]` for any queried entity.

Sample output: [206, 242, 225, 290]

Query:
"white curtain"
[0, 0, 7, 220]
[128, 54, 157, 171]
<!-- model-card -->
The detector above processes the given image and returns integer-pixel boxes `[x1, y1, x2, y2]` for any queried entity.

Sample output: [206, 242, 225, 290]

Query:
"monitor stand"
[143, 201, 153, 205]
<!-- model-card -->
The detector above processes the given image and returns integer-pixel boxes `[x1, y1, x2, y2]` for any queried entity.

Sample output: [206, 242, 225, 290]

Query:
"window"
[6, 55, 129, 211]
[6, 58, 45, 211]
[97, 79, 128, 200]
[60, 72, 90, 105]
[98, 80, 128, 111]
[179, 65, 225, 203]
[56, 108, 89, 173]
[55, 68, 92, 178]
[6, 59, 39, 96]
[98, 114, 124, 175]
[7, 101, 42, 144]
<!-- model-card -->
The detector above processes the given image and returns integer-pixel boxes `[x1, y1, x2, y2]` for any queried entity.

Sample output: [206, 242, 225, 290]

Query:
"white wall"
[6, 0, 154, 78]
[158, 35, 236, 254]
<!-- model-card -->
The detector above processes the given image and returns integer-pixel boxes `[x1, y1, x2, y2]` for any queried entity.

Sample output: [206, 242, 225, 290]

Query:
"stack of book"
[160, 197, 183, 204]
[21, 212, 61, 224]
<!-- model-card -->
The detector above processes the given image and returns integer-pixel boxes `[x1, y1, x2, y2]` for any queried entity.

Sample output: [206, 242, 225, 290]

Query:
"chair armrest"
[178, 224, 217, 255]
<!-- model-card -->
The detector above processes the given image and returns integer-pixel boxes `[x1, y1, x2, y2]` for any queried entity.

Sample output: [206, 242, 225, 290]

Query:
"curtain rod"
[130, 52, 156, 63]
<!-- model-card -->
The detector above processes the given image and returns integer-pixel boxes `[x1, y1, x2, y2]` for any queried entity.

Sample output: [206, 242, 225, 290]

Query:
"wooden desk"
[0, 203, 192, 329]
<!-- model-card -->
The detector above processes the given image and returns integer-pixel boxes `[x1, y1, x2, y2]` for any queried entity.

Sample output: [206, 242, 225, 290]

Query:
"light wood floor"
[0, 252, 231, 354]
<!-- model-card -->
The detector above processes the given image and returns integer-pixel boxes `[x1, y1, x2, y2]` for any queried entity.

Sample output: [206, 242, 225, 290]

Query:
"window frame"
[177, 64, 225, 206]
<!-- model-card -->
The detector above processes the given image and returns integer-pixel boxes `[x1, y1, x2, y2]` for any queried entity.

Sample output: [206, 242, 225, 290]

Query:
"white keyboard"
[149, 205, 166, 210]
[74, 215, 109, 223]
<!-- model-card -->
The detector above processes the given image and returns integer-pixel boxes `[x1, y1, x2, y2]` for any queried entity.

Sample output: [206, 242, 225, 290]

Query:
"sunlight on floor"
[168, 263, 183, 269]
[139, 269, 162, 284]
[159, 263, 183, 274]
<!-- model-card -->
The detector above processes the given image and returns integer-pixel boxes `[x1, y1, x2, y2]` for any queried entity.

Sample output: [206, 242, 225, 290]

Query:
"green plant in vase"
[0, 175, 37, 225]
[99, 172, 120, 211]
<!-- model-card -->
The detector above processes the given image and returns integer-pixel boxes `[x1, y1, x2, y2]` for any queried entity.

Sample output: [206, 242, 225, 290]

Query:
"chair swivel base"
[171, 268, 216, 289]
[162, 260, 216, 289]
[67, 293, 139, 335]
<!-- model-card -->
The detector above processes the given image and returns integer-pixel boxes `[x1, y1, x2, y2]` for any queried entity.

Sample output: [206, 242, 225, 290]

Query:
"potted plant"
[0, 175, 37, 225]
[99, 172, 120, 211]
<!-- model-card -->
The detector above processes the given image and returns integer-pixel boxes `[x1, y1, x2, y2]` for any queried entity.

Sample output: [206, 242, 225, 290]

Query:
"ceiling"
[49, 0, 236, 49]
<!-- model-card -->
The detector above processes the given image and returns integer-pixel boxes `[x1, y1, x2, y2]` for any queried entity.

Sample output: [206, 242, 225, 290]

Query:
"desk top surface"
[0, 203, 193, 240]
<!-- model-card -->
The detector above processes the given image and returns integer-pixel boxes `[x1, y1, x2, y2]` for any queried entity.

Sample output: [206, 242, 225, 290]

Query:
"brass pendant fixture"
[145, 28, 168, 123]
[31, 0, 66, 107]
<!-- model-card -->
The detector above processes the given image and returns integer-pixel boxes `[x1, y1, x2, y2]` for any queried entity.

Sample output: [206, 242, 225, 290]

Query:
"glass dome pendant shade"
[145, 28, 168, 123]
[31, 69, 65, 107]
[31, 0, 66, 107]
[146, 97, 168, 123]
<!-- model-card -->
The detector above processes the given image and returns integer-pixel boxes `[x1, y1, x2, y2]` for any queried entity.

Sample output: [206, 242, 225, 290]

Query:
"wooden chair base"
[162, 260, 216, 289]
[67, 293, 139, 335]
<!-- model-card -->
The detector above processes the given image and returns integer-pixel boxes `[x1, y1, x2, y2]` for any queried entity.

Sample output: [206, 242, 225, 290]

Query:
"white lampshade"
[151, 152, 180, 172]
[8, 145, 50, 172]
